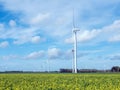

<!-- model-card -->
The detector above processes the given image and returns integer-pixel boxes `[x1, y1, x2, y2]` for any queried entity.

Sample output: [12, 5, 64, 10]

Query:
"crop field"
[0, 73, 120, 90]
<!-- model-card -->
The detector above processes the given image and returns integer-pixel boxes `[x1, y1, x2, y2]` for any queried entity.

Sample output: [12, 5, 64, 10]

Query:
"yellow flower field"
[0, 73, 120, 90]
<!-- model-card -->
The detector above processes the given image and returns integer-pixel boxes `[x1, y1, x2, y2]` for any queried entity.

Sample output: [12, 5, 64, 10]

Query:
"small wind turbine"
[47, 59, 50, 73]
[72, 49, 74, 73]
[72, 10, 80, 73]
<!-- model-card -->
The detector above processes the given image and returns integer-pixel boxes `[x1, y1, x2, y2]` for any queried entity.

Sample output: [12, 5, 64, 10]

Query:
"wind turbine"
[72, 10, 80, 73]
[47, 59, 50, 73]
[72, 49, 74, 73]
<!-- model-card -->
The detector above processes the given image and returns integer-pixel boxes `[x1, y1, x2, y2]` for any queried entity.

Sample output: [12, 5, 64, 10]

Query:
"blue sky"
[0, 0, 120, 71]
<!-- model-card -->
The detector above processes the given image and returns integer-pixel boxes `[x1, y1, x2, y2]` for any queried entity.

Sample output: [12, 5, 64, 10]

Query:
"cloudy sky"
[0, 0, 120, 71]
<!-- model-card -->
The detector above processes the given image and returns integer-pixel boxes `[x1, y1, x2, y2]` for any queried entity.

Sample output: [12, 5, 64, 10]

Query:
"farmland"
[0, 73, 120, 90]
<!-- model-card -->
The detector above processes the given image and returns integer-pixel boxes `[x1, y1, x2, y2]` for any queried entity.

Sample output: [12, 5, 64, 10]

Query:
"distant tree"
[60, 69, 72, 73]
[111, 66, 120, 72]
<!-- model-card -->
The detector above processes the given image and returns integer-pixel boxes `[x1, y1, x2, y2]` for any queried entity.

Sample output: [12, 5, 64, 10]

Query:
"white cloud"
[0, 41, 9, 48]
[65, 37, 73, 44]
[9, 20, 16, 27]
[25, 51, 45, 60]
[0, 51, 45, 60]
[30, 13, 50, 25]
[1, 27, 42, 45]
[102, 20, 120, 42]
[109, 35, 120, 42]
[1, 55, 18, 60]
[0, 23, 4, 30]
[47, 48, 62, 59]
[78, 30, 101, 42]
[113, 20, 120, 25]
[106, 53, 120, 60]
[31, 36, 41, 43]
[65, 19, 120, 44]
[47, 48, 73, 60]
[0, 24, 44, 45]
[65, 29, 101, 43]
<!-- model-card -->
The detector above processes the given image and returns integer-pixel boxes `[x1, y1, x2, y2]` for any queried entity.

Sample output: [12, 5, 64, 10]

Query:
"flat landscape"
[0, 73, 120, 90]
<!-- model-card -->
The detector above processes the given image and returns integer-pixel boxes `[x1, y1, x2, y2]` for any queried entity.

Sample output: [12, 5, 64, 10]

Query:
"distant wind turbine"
[72, 49, 74, 73]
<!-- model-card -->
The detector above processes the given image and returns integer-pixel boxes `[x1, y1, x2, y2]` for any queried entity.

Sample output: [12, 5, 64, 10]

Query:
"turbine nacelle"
[72, 28, 80, 33]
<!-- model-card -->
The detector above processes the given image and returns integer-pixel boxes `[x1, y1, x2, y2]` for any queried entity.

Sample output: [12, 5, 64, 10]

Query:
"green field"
[0, 73, 120, 90]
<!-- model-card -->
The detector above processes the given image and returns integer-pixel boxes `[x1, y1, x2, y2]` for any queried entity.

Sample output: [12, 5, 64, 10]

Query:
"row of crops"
[0, 73, 120, 90]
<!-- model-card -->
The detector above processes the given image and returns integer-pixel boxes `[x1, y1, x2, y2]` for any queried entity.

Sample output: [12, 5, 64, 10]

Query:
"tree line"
[60, 66, 120, 73]
[0, 66, 120, 73]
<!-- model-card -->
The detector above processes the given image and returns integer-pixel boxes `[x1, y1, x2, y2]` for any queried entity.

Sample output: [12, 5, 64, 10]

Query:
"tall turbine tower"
[73, 28, 79, 73]
[72, 10, 80, 73]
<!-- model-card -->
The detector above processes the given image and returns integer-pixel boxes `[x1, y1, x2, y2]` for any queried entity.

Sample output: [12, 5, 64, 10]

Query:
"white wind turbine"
[72, 10, 80, 73]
